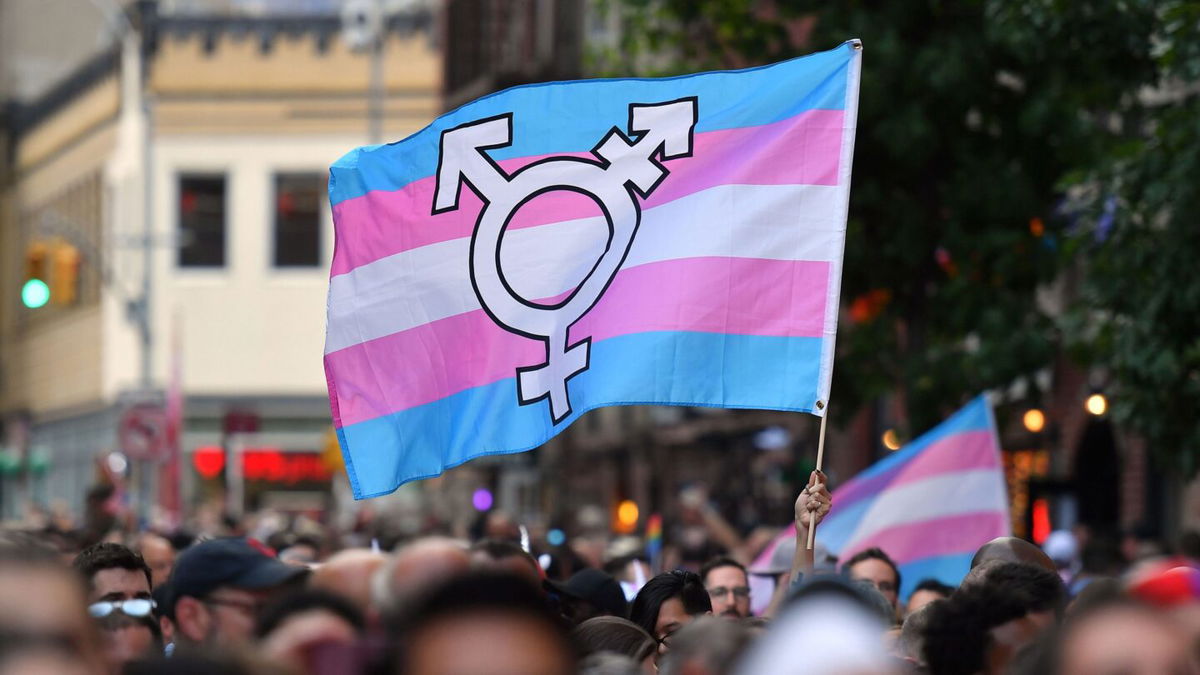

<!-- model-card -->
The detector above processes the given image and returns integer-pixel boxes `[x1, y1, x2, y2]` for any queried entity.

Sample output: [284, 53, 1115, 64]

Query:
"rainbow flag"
[324, 41, 862, 498]
[752, 395, 1010, 599]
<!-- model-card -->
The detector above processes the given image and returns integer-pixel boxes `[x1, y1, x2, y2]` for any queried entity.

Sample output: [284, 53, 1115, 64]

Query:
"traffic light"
[20, 239, 82, 308]
[21, 242, 50, 309]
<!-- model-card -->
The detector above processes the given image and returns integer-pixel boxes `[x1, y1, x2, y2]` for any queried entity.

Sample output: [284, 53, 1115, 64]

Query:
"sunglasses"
[88, 598, 157, 619]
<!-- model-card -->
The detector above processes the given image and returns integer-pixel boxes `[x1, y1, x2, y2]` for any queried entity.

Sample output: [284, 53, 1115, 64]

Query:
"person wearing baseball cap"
[547, 567, 629, 624]
[162, 537, 308, 649]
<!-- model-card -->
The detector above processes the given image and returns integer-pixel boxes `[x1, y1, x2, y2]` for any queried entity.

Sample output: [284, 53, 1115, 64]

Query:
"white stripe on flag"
[839, 469, 1009, 555]
[326, 182, 845, 354]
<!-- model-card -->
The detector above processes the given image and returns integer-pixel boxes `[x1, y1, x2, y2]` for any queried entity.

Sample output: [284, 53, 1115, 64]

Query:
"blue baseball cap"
[160, 537, 307, 617]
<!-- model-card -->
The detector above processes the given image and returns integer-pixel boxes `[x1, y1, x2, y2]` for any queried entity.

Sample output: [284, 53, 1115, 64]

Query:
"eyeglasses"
[88, 598, 156, 618]
[707, 586, 751, 599]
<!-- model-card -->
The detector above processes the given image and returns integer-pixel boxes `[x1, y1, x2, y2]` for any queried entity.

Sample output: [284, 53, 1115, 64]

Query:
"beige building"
[0, 2, 441, 517]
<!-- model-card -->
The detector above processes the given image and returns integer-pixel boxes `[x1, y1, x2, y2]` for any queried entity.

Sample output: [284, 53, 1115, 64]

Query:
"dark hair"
[699, 556, 747, 585]
[842, 547, 901, 592]
[783, 574, 895, 626]
[393, 572, 574, 666]
[72, 542, 152, 591]
[571, 616, 656, 663]
[255, 588, 366, 639]
[470, 538, 541, 577]
[912, 578, 955, 598]
[972, 562, 1065, 617]
[629, 571, 712, 637]
[922, 584, 1029, 675]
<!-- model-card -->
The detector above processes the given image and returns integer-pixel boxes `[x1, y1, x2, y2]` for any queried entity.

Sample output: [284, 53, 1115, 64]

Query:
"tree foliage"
[1061, 1, 1200, 473]
[599, 0, 1163, 438]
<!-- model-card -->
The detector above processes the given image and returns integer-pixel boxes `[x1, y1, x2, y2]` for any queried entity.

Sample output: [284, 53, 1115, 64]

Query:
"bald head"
[374, 538, 471, 616]
[310, 549, 388, 614]
[971, 537, 1056, 573]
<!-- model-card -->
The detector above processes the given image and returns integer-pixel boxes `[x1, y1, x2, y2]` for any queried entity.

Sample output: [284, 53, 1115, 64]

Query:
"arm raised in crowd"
[789, 471, 832, 585]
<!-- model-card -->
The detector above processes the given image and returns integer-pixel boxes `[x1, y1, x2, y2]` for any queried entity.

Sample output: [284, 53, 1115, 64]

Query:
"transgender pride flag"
[325, 41, 862, 499]
[753, 395, 1010, 600]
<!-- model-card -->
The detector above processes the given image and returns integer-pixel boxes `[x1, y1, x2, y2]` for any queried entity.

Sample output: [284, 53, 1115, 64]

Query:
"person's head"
[470, 539, 542, 588]
[255, 589, 365, 673]
[897, 599, 938, 666]
[549, 568, 629, 624]
[843, 548, 901, 610]
[166, 537, 309, 648]
[571, 616, 656, 672]
[393, 571, 576, 675]
[0, 536, 102, 672]
[906, 578, 954, 616]
[629, 571, 712, 652]
[135, 534, 176, 589]
[372, 537, 470, 618]
[922, 582, 1046, 675]
[735, 578, 892, 675]
[73, 543, 153, 606]
[309, 548, 387, 619]
[971, 536, 1056, 573]
[1042, 598, 1198, 675]
[962, 561, 1065, 625]
[658, 615, 753, 675]
[73, 544, 161, 674]
[699, 557, 750, 619]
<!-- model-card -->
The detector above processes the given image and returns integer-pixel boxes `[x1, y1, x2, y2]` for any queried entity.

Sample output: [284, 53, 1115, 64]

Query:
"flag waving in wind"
[325, 40, 863, 498]
[752, 394, 1010, 599]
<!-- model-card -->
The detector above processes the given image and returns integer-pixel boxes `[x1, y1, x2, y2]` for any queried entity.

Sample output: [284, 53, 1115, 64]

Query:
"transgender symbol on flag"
[433, 97, 699, 423]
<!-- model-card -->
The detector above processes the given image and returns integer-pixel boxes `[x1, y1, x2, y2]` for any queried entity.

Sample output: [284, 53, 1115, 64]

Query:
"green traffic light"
[21, 279, 50, 309]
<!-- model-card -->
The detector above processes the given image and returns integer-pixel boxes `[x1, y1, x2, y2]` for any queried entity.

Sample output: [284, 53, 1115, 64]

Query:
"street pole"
[368, 0, 384, 144]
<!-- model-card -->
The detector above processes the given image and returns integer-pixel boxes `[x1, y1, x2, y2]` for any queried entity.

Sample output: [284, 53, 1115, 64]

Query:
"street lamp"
[1086, 393, 1108, 417]
[1023, 408, 1046, 433]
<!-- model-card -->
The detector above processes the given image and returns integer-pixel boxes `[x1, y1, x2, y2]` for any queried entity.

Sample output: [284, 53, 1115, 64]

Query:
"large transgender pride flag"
[753, 395, 1010, 600]
[325, 41, 862, 499]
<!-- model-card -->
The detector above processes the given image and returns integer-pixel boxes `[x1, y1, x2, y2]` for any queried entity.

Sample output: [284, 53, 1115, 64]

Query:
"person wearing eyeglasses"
[699, 557, 752, 619]
[842, 547, 901, 620]
[163, 537, 308, 650]
[72, 542, 161, 674]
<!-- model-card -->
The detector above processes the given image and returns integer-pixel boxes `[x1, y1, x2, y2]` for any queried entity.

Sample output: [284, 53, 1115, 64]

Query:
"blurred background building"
[0, 0, 1175, 554]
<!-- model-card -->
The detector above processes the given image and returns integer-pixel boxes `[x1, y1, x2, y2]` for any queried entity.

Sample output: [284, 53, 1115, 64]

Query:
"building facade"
[0, 1, 441, 520]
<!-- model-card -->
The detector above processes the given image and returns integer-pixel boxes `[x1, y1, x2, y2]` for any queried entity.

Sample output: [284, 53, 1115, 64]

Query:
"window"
[178, 174, 226, 267]
[273, 173, 324, 267]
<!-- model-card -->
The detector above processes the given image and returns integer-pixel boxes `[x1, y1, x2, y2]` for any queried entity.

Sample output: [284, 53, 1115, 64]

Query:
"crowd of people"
[0, 471, 1198, 674]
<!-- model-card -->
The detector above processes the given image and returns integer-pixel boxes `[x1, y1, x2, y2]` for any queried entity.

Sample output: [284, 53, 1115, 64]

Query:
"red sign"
[191, 447, 332, 485]
[242, 449, 332, 484]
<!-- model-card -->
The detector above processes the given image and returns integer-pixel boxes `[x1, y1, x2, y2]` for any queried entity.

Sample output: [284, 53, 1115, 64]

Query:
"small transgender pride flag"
[753, 395, 1010, 600]
[324, 41, 862, 498]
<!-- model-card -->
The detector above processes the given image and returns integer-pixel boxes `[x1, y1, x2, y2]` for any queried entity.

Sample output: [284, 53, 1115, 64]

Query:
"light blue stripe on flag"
[897, 553, 975, 601]
[329, 42, 855, 205]
[339, 332, 823, 498]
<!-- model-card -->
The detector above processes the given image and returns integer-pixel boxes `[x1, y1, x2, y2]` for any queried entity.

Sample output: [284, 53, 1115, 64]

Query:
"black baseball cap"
[160, 537, 307, 617]
[546, 568, 628, 618]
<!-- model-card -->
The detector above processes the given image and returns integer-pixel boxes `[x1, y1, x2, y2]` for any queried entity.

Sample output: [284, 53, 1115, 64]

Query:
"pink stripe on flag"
[329, 109, 845, 277]
[326, 257, 829, 427]
[833, 431, 1002, 510]
[839, 511, 1011, 566]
